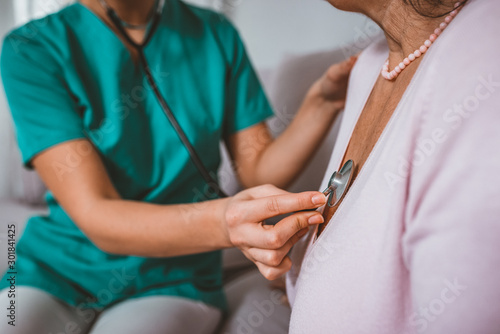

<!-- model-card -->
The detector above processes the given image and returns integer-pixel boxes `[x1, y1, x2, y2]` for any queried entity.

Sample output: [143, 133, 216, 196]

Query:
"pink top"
[286, 0, 500, 333]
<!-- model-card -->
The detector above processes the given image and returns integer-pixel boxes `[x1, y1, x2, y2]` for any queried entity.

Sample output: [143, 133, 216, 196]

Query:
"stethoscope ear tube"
[105, 4, 228, 198]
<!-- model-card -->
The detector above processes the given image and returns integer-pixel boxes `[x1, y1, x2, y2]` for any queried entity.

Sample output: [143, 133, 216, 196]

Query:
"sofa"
[0, 46, 352, 333]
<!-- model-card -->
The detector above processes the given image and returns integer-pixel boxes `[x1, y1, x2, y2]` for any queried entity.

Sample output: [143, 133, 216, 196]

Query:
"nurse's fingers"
[231, 211, 322, 249]
[232, 191, 326, 224]
[245, 228, 309, 267]
[255, 257, 293, 281]
[267, 212, 323, 248]
[321, 56, 357, 101]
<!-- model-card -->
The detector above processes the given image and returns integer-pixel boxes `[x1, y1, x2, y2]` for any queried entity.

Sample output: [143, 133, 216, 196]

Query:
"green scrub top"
[0, 0, 273, 311]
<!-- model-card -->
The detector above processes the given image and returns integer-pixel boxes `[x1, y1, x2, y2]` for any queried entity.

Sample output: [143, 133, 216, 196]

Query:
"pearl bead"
[420, 45, 427, 53]
[408, 54, 416, 61]
[455, 2, 461, 8]
[424, 40, 432, 47]
[403, 58, 411, 65]
[395, 67, 402, 73]
[429, 34, 437, 42]
[434, 28, 442, 35]
[440, 22, 447, 30]
[450, 10, 457, 17]
[398, 62, 405, 70]
[445, 16, 452, 23]
[414, 50, 422, 58]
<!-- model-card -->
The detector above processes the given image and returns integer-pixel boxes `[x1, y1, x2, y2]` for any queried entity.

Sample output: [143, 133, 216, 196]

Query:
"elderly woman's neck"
[372, 0, 456, 64]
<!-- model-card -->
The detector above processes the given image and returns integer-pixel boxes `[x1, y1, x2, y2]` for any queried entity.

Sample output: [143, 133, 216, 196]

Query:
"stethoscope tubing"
[105, 5, 228, 198]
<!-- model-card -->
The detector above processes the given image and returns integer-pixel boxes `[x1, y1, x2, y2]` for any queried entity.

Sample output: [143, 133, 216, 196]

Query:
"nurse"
[0, 0, 353, 333]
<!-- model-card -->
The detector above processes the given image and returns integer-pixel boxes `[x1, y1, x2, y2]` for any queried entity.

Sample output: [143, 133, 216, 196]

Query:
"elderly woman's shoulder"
[432, 0, 499, 74]
[414, 0, 500, 108]
[412, 1, 500, 154]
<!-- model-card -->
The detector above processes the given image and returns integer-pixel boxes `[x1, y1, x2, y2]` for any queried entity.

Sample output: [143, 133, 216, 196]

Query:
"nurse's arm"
[31, 139, 325, 279]
[228, 56, 356, 189]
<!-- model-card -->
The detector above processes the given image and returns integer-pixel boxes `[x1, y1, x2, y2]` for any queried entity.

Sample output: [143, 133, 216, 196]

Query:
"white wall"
[0, 0, 17, 198]
[184, 0, 379, 69]
[227, 0, 375, 69]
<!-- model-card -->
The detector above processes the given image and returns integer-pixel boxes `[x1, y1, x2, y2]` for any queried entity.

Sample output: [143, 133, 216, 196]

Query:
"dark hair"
[403, 0, 467, 18]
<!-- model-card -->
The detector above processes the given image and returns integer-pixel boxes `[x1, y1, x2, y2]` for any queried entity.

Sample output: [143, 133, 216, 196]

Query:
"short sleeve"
[216, 19, 274, 136]
[1, 32, 85, 168]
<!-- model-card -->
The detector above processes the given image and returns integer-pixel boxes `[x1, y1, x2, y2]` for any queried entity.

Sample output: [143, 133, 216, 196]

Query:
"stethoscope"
[322, 160, 355, 208]
[99, 0, 355, 205]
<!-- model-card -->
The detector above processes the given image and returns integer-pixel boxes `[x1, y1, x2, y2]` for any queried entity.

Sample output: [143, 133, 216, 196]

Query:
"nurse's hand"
[223, 185, 326, 280]
[304, 55, 357, 115]
[228, 56, 357, 191]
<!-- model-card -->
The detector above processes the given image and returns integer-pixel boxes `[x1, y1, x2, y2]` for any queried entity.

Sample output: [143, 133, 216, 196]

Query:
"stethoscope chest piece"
[323, 160, 355, 207]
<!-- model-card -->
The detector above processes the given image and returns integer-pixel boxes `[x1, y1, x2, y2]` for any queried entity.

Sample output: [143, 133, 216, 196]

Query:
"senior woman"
[0, 0, 355, 333]
[287, 0, 500, 333]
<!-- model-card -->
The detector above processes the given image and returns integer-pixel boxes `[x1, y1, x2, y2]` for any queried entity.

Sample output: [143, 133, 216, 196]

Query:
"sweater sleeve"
[402, 71, 500, 333]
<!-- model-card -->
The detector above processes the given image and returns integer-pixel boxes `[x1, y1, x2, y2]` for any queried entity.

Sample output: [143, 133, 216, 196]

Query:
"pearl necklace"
[381, 2, 463, 81]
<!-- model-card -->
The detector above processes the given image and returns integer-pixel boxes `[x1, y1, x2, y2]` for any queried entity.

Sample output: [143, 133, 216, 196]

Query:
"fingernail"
[312, 194, 326, 205]
[308, 215, 324, 225]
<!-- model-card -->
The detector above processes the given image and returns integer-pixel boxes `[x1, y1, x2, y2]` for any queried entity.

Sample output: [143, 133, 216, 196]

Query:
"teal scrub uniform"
[0, 0, 273, 311]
